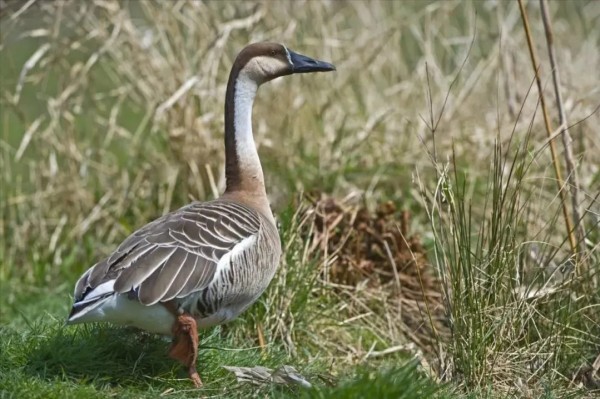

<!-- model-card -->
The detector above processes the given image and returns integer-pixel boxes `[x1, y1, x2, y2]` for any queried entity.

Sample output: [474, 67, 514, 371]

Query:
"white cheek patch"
[243, 58, 262, 78]
[246, 56, 289, 78]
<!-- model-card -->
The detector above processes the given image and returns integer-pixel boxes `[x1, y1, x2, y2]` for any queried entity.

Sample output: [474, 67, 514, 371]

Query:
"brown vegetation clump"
[303, 193, 448, 359]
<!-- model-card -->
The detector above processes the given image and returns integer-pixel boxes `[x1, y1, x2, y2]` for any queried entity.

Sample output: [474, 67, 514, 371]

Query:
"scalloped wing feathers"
[72, 200, 261, 308]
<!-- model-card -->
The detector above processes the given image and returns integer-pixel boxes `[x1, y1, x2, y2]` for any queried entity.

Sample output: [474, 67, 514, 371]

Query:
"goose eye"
[270, 50, 276, 56]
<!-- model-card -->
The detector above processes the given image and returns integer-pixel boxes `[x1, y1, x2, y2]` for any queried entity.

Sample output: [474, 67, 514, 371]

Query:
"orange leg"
[168, 314, 202, 387]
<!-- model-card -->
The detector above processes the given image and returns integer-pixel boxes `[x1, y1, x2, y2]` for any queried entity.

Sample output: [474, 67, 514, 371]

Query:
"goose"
[66, 42, 335, 387]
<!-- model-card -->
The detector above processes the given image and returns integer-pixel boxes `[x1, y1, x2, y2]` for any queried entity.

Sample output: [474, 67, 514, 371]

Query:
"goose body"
[67, 42, 335, 386]
[69, 199, 279, 335]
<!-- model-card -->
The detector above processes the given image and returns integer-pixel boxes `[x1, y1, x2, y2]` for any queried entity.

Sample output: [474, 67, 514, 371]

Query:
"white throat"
[233, 73, 264, 188]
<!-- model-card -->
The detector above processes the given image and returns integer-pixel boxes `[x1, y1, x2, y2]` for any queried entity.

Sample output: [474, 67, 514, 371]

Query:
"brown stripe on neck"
[224, 63, 242, 192]
[224, 46, 263, 194]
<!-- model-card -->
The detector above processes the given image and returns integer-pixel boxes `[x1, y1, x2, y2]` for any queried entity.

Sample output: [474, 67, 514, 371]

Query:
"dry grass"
[1, 0, 599, 397]
[301, 193, 447, 361]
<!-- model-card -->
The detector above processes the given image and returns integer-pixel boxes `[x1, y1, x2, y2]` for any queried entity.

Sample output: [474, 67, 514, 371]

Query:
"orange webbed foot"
[169, 313, 203, 387]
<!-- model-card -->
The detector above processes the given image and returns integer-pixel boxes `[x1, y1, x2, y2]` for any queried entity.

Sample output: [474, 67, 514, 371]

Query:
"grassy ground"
[1, 0, 599, 398]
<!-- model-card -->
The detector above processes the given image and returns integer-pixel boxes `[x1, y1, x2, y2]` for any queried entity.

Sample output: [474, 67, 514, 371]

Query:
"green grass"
[0, 285, 449, 399]
[1, 0, 599, 398]
[1, 318, 295, 398]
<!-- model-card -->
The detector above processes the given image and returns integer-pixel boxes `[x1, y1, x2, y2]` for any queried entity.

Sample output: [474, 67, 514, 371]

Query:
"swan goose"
[67, 42, 335, 387]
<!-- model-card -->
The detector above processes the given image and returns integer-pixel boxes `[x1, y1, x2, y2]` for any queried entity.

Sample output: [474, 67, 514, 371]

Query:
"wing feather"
[73, 267, 93, 300]
[178, 255, 218, 298]
[162, 255, 198, 301]
[138, 248, 189, 305]
[114, 246, 176, 293]
[71, 200, 262, 309]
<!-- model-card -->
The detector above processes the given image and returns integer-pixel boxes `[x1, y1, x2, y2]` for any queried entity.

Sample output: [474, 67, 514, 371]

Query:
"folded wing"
[70, 200, 261, 318]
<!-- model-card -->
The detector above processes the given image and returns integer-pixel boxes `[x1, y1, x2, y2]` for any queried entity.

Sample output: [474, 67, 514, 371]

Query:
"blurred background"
[1, 1, 599, 397]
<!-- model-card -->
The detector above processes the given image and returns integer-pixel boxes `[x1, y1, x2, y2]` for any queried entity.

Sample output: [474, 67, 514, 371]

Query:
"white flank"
[69, 279, 175, 335]
[68, 292, 174, 335]
[212, 233, 257, 283]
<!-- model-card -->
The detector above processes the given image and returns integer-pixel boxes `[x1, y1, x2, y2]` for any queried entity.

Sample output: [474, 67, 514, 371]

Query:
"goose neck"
[224, 71, 266, 196]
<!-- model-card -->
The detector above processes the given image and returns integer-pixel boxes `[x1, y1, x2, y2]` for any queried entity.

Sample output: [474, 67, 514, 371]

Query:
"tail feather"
[67, 294, 111, 323]
[66, 280, 116, 323]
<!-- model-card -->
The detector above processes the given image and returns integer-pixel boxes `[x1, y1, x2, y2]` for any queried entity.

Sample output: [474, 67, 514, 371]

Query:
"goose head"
[223, 42, 334, 197]
[232, 42, 336, 85]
